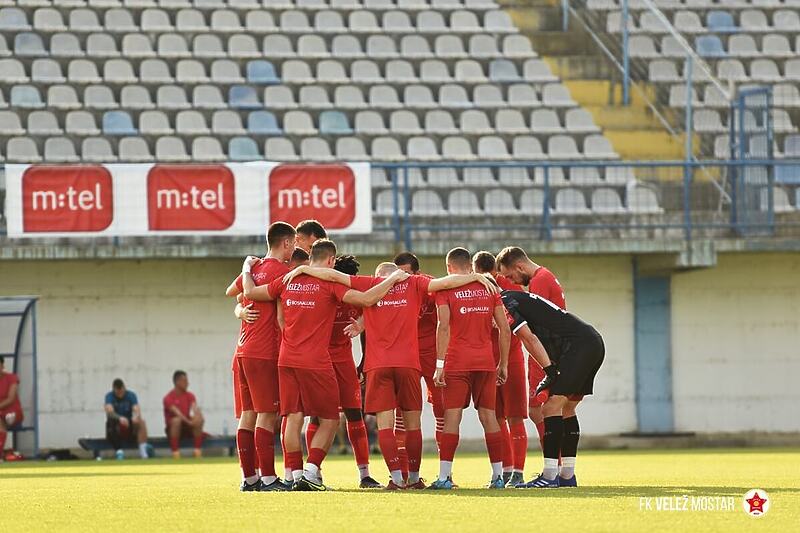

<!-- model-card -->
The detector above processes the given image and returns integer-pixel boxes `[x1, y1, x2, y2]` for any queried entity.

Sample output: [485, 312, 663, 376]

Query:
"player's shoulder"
[260, 257, 290, 274]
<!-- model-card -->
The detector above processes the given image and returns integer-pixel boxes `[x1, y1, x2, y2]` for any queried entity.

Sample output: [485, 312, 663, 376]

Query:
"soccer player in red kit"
[429, 248, 511, 490]
[225, 221, 297, 492]
[497, 246, 578, 485]
[472, 251, 528, 488]
[163, 370, 204, 459]
[285, 259, 496, 489]
[295, 219, 327, 253]
[0, 356, 24, 456]
[243, 239, 410, 491]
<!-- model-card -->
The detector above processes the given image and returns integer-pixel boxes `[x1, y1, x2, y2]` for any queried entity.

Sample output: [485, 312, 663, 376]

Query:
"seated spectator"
[0, 356, 24, 457]
[163, 370, 204, 459]
[105, 378, 150, 459]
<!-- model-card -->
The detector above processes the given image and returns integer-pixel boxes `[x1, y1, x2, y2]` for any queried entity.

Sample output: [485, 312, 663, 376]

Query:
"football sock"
[237, 429, 257, 481]
[280, 417, 291, 480]
[139, 442, 149, 459]
[510, 421, 528, 473]
[434, 417, 444, 449]
[285, 450, 304, 482]
[169, 436, 179, 453]
[560, 416, 580, 478]
[535, 421, 545, 450]
[305, 447, 327, 481]
[497, 419, 513, 472]
[377, 428, 400, 474]
[484, 431, 504, 479]
[438, 432, 459, 481]
[394, 411, 408, 478]
[346, 420, 371, 477]
[255, 427, 276, 478]
[193, 433, 204, 450]
[542, 416, 564, 480]
[405, 428, 423, 478]
[0, 430, 6, 451]
[305, 422, 319, 454]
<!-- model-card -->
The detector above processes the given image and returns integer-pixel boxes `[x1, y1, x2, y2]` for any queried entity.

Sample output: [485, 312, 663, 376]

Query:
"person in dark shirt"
[104, 378, 150, 459]
[500, 290, 605, 489]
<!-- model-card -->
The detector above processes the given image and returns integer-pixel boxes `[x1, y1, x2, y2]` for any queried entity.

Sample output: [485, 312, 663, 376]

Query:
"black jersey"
[500, 290, 599, 359]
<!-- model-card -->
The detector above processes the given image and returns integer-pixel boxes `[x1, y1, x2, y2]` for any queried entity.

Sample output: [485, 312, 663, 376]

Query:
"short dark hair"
[267, 221, 296, 248]
[472, 251, 496, 274]
[310, 239, 337, 262]
[334, 254, 360, 276]
[296, 220, 327, 239]
[112, 378, 125, 390]
[173, 370, 187, 384]
[446, 247, 472, 269]
[290, 247, 310, 263]
[496, 246, 529, 269]
[393, 252, 420, 273]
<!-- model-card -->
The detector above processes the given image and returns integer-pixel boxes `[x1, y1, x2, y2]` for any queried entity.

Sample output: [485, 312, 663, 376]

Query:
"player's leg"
[167, 417, 183, 458]
[234, 358, 260, 489]
[506, 362, 529, 486]
[474, 372, 504, 488]
[423, 374, 445, 449]
[305, 416, 319, 455]
[375, 408, 404, 488]
[255, 411, 281, 487]
[528, 359, 546, 448]
[343, 407, 379, 487]
[190, 412, 205, 458]
[508, 416, 527, 486]
[559, 398, 581, 485]
[496, 417, 513, 481]
[397, 368, 424, 488]
[0, 415, 7, 453]
[295, 367, 342, 490]
[394, 409, 408, 480]
[525, 394, 567, 488]
[278, 367, 305, 486]
[135, 419, 149, 459]
[247, 359, 287, 490]
[105, 417, 123, 456]
[433, 407, 462, 487]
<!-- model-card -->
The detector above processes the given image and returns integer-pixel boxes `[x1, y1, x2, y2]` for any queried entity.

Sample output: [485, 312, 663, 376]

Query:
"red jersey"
[0, 372, 22, 413]
[435, 281, 502, 372]
[528, 267, 566, 310]
[267, 274, 349, 369]
[350, 274, 432, 372]
[492, 275, 524, 365]
[329, 303, 362, 364]
[416, 273, 437, 357]
[163, 389, 196, 425]
[234, 257, 290, 359]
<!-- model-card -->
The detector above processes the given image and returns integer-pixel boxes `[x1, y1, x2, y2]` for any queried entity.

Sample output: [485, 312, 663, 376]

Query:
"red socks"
[169, 435, 180, 452]
[346, 420, 370, 466]
[193, 433, 204, 450]
[377, 428, 400, 471]
[405, 429, 422, 475]
[434, 417, 444, 450]
[439, 432, 459, 462]
[307, 446, 327, 468]
[510, 421, 528, 471]
[280, 417, 289, 474]
[305, 422, 319, 453]
[498, 419, 513, 469]
[394, 410, 408, 478]
[285, 450, 303, 472]
[484, 431, 504, 464]
[236, 428, 256, 478]
[255, 427, 276, 477]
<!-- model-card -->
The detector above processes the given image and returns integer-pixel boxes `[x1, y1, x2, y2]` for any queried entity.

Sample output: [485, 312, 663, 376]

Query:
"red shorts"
[279, 366, 340, 420]
[442, 371, 496, 411]
[419, 350, 437, 379]
[234, 357, 280, 414]
[365, 367, 422, 414]
[423, 374, 444, 418]
[333, 359, 363, 410]
[165, 421, 196, 440]
[528, 358, 583, 407]
[0, 408, 23, 428]
[496, 362, 527, 419]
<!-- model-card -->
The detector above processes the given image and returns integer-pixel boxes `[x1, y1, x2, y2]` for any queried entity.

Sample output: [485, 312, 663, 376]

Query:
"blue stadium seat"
[319, 110, 353, 135]
[706, 11, 738, 33]
[695, 35, 727, 58]
[14, 32, 46, 56]
[775, 165, 800, 185]
[247, 111, 282, 135]
[246, 60, 280, 84]
[103, 110, 137, 135]
[228, 136, 261, 160]
[228, 85, 261, 109]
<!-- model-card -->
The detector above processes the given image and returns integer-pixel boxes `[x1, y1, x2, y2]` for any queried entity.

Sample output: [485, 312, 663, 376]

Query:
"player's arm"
[132, 403, 142, 422]
[493, 305, 511, 385]
[170, 404, 190, 424]
[343, 315, 365, 338]
[428, 273, 499, 294]
[514, 324, 558, 393]
[276, 302, 285, 330]
[342, 269, 410, 307]
[241, 257, 277, 301]
[434, 304, 450, 386]
[282, 265, 354, 287]
[225, 275, 242, 297]
[234, 293, 259, 323]
[0, 383, 17, 409]
[104, 403, 118, 420]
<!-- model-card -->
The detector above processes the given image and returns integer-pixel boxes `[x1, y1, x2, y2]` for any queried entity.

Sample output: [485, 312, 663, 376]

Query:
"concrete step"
[584, 105, 666, 130]
[546, 55, 614, 80]
[604, 130, 688, 160]
[504, 6, 563, 32]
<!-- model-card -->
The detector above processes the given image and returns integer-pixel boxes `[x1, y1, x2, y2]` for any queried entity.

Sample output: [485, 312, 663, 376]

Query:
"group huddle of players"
[225, 219, 605, 491]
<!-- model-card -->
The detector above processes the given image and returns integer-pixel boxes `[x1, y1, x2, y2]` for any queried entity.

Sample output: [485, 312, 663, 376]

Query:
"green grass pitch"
[1, 448, 797, 532]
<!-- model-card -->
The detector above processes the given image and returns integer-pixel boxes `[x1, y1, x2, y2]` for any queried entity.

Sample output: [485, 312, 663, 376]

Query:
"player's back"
[529, 267, 566, 310]
[236, 258, 289, 358]
[501, 290, 595, 340]
[436, 280, 499, 371]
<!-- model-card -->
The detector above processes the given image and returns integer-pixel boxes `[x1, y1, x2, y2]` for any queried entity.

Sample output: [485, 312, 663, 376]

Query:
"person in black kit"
[499, 290, 605, 489]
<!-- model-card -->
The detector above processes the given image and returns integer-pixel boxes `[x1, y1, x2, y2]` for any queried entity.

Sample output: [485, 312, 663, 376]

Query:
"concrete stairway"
[501, 0, 689, 161]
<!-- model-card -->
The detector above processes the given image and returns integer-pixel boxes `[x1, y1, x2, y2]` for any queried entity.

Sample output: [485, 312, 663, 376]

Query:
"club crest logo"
[743, 489, 770, 517]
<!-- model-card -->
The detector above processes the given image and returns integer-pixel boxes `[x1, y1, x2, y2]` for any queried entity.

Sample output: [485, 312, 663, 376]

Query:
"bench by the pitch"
[78, 436, 236, 459]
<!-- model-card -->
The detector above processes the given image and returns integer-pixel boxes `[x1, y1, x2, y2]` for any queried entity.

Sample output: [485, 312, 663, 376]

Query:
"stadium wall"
[0, 252, 796, 449]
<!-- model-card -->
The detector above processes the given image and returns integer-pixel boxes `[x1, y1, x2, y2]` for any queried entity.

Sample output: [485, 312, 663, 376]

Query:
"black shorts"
[550, 332, 605, 397]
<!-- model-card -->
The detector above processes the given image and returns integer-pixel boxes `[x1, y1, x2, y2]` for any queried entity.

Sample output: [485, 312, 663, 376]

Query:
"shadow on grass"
[328, 485, 799, 499]
[1, 471, 173, 480]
